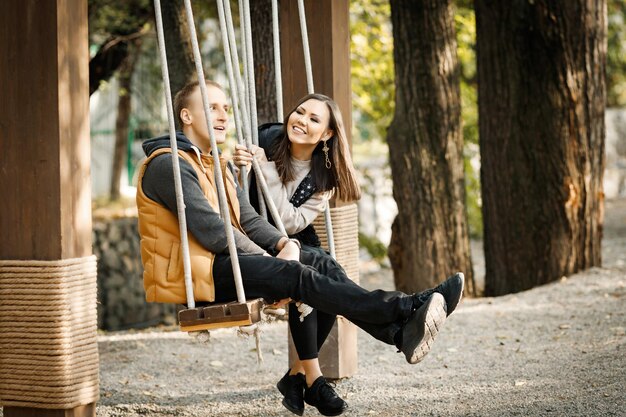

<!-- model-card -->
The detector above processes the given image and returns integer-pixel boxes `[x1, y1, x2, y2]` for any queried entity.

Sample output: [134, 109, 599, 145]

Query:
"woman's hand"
[276, 239, 300, 262]
[233, 144, 253, 168]
[233, 144, 267, 169]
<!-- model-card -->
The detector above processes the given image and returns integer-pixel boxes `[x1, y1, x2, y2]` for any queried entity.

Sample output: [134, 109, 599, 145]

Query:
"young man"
[136, 80, 464, 416]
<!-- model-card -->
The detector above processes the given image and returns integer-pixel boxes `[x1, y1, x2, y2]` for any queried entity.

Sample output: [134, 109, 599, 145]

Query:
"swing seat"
[178, 298, 264, 332]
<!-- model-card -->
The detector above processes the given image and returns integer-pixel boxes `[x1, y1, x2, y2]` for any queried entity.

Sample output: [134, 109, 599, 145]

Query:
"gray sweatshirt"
[141, 133, 285, 255]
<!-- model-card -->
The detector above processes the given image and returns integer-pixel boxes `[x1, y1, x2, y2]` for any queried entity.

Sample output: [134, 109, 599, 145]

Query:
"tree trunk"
[475, 0, 606, 295]
[162, 0, 196, 118]
[251, 0, 279, 124]
[387, 0, 474, 294]
[110, 39, 142, 201]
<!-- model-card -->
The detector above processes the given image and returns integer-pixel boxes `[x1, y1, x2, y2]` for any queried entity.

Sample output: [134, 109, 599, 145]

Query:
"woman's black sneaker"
[304, 376, 348, 416]
[276, 370, 306, 416]
[413, 272, 464, 316]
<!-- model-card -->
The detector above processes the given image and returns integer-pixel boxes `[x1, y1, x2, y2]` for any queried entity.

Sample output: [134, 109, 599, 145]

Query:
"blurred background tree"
[608, 0, 626, 107]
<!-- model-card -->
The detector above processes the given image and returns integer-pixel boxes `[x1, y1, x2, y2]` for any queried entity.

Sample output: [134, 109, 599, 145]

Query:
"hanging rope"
[296, 0, 337, 259]
[181, 0, 249, 304]
[153, 0, 196, 308]
[215, 0, 249, 193]
[240, 0, 269, 218]
[227, 0, 286, 235]
[297, 0, 315, 94]
[272, 0, 284, 121]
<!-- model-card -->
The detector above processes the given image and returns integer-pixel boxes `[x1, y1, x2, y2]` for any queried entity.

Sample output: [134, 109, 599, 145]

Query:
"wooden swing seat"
[178, 298, 264, 332]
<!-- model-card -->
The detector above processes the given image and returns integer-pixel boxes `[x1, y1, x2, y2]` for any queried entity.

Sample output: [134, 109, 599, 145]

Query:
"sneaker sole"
[281, 398, 304, 416]
[277, 380, 304, 416]
[315, 405, 348, 417]
[408, 292, 447, 364]
[447, 272, 465, 316]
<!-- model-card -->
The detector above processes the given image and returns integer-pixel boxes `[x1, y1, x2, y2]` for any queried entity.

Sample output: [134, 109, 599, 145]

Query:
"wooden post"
[280, 0, 358, 379]
[0, 0, 97, 415]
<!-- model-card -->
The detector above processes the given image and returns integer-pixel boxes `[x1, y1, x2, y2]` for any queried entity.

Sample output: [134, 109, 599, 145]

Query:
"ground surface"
[7, 202, 626, 416]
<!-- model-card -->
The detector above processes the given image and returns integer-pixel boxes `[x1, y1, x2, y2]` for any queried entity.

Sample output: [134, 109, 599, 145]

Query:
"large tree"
[475, 0, 606, 295]
[387, 0, 474, 294]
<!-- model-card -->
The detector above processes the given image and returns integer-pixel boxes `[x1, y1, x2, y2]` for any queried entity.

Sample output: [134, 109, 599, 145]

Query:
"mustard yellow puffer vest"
[136, 148, 243, 303]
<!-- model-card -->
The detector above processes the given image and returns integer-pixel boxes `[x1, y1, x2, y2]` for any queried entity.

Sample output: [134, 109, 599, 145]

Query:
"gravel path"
[6, 202, 626, 416]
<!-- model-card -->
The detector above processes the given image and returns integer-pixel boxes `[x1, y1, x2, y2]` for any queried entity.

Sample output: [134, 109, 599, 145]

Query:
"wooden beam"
[279, 0, 352, 147]
[0, 0, 96, 415]
[0, 0, 92, 261]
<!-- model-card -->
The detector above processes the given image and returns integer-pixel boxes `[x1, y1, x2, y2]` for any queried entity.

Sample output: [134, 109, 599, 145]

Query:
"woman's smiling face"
[286, 99, 333, 147]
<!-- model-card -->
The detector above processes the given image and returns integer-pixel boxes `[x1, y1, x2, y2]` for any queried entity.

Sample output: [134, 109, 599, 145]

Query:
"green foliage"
[349, 0, 483, 238]
[88, 0, 152, 44]
[358, 232, 388, 262]
[608, 0, 626, 107]
[350, 0, 395, 143]
[455, 2, 483, 238]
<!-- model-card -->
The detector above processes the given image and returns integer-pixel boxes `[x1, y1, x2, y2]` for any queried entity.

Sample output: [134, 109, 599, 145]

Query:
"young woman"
[234, 94, 361, 416]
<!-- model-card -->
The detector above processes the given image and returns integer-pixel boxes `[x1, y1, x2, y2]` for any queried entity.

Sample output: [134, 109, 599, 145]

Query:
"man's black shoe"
[304, 376, 348, 416]
[401, 292, 447, 364]
[277, 370, 305, 416]
[413, 272, 464, 317]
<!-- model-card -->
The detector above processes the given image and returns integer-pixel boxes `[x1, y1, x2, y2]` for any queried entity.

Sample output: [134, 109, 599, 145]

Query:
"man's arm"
[142, 154, 266, 255]
[236, 182, 290, 253]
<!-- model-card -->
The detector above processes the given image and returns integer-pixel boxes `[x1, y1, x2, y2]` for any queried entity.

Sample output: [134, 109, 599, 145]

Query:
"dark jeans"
[212, 247, 412, 349]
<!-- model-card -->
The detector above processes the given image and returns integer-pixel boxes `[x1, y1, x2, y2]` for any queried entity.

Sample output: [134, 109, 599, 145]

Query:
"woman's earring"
[322, 140, 331, 169]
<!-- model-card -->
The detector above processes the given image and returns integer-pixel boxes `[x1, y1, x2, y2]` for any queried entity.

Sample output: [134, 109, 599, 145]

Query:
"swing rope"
[182, 0, 250, 305]
[153, 0, 196, 308]
[272, 0, 284, 121]
[296, 0, 337, 259]
[154, 0, 290, 337]
[217, 0, 287, 236]
[242, 0, 269, 219]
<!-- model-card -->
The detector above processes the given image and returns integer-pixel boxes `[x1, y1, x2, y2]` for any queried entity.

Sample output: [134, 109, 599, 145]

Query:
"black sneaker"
[277, 370, 306, 416]
[413, 272, 464, 316]
[304, 376, 348, 416]
[401, 292, 447, 364]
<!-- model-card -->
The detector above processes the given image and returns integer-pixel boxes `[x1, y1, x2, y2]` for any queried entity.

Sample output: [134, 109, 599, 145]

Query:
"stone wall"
[93, 216, 177, 330]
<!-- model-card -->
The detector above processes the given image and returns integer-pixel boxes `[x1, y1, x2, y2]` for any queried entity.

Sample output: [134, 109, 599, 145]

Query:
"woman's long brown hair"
[270, 94, 361, 202]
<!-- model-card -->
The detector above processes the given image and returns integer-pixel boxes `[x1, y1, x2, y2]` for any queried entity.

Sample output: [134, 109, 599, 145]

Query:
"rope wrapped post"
[0, 258, 100, 410]
[1, 2, 99, 414]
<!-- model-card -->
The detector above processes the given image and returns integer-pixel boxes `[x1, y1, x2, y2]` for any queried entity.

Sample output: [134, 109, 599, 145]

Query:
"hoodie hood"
[142, 131, 195, 157]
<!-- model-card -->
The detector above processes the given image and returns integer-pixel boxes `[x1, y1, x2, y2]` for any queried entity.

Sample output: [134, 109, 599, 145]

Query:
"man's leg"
[212, 254, 413, 326]
[212, 254, 447, 364]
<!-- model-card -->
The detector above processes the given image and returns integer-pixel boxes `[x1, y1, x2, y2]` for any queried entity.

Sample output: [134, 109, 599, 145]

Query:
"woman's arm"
[256, 154, 329, 234]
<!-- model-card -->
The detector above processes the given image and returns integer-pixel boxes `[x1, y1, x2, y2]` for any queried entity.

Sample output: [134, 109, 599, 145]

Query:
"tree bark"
[387, 0, 474, 294]
[110, 39, 142, 201]
[162, 0, 196, 119]
[475, 0, 606, 295]
[251, 0, 279, 124]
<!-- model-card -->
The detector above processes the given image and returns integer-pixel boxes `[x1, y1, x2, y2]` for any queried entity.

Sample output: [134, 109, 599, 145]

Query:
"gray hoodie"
[141, 132, 285, 255]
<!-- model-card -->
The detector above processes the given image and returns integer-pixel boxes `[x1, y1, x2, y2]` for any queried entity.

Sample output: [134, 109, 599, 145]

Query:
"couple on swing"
[136, 79, 464, 416]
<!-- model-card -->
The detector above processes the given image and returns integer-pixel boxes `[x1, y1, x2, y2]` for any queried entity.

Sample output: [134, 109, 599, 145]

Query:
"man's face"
[182, 84, 230, 146]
